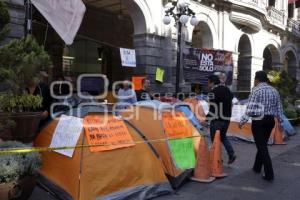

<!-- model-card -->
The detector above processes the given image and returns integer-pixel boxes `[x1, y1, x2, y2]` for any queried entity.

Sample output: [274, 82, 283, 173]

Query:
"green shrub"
[0, 141, 41, 183]
[284, 108, 297, 119]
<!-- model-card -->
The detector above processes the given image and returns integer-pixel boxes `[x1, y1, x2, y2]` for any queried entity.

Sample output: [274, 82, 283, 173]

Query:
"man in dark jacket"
[136, 78, 152, 101]
[206, 74, 236, 164]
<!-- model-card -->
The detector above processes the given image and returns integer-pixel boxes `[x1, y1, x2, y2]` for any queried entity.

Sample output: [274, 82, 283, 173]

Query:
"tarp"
[34, 110, 172, 200]
[31, 0, 86, 45]
[121, 102, 201, 189]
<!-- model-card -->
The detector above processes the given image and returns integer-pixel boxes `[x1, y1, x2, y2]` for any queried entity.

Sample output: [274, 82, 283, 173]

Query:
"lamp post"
[25, 0, 33, 35]
[163, 0, 198, 97]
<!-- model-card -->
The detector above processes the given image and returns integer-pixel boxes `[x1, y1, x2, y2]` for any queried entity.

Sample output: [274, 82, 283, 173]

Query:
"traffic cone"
[190, 137, 215, 183]
[271, 118, 286, 145]
[210, 130, 227, 178]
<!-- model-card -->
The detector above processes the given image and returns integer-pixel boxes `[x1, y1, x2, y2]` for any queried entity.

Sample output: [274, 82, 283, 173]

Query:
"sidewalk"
[155, 126, 300, 200]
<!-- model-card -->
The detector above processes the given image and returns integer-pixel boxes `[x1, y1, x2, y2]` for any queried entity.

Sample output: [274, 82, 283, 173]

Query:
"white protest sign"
[230, 105, 247, 122]
[50, 115, 83, 157]
[120, 48, 136, 67]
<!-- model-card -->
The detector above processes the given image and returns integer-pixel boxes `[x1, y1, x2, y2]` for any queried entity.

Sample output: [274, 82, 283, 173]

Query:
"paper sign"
[132, 76, 145, 90]
[83, 115, 135, 152]
[50, 115, 83, 157]
[162, 112, 192, 138]
[156, 67, 165, 82]
[120, 48, 136, 67]
[230, 105, 247, 122]
[169, 138, 196, 169]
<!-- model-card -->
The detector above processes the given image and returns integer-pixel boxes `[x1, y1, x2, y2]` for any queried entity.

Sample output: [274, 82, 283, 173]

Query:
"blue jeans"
[210, 120, 235, 157]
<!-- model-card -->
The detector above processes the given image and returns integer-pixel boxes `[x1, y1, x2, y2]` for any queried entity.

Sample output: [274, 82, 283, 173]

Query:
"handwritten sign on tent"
[50, 115, 83, 157]
[169, 138, 196, 169]
[83, 115, 135, 152]
[162, 112, 192, 138]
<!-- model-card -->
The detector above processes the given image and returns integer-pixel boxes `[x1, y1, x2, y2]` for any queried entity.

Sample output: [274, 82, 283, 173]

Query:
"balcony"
[227, 0, 266, 14]
[266, 7, 285, 29]
[287, 18, 300, 37]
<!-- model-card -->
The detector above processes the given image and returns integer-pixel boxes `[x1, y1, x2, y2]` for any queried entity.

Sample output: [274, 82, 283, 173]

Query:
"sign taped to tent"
[162, 112, 192, 138]
[83, 115, 135, 152]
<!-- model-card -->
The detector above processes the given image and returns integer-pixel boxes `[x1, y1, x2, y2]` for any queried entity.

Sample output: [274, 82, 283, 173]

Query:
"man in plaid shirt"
[239, 71, 284, 182]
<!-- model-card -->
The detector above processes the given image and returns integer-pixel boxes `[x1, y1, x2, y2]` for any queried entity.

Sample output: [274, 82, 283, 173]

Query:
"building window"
[268, 0, 275, 7]
[288, 2, 294, 18]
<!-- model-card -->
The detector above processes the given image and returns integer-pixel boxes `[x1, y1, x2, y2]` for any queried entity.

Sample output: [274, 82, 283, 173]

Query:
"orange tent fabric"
[34, 113, 172, 200]
[121, 105, 201, 188]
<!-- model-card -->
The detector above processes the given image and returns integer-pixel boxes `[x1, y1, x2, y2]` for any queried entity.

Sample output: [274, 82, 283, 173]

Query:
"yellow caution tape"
[0, 135, 204, 155]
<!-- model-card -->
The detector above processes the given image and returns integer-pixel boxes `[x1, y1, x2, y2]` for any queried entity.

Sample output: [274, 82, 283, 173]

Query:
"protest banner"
[183, 48, 233, 85]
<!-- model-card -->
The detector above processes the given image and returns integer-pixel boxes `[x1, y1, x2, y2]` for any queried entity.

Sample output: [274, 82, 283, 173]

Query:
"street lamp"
[163, 0, 198, 97]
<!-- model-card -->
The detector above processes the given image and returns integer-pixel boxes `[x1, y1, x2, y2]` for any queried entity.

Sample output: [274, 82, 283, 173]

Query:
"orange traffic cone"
[271, 118, 286, 145]
[190, 137, 215, 183]
[210, 130, 227, 178]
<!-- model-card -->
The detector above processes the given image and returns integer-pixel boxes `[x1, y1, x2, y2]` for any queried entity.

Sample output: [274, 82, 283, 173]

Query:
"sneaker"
[228, 154, 236, 164]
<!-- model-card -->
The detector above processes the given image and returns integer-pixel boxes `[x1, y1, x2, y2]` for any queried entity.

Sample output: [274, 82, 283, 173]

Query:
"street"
[155, 126, 300, 200]
[30, 126, 300, 200]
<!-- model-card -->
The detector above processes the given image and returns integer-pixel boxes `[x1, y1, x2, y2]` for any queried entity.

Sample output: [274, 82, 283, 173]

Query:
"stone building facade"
[4, 0, 300, 94]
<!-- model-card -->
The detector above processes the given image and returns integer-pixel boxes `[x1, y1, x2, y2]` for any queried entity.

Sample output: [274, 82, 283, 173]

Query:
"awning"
[31, 0, 86, 45]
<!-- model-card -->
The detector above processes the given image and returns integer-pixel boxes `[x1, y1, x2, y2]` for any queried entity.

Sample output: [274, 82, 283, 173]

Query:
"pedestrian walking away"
[239, 71, 284, 182]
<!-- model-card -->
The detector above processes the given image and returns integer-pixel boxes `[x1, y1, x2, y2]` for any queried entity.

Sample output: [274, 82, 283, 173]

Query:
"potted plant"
[0, 31, 52, 142]
[0, 141, 41, 200]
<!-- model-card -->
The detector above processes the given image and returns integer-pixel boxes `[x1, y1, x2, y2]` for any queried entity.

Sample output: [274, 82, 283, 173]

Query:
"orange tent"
[121, 102, 201, 189]
[34, 111, 172, 200]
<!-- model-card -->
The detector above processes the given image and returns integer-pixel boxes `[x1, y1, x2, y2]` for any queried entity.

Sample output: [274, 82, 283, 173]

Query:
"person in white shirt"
[117, 80, 137, 109]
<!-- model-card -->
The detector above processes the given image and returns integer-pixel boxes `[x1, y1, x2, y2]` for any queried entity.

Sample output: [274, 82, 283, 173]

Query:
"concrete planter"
[0, 176, 36, 200]
[0, 112, 42, 143]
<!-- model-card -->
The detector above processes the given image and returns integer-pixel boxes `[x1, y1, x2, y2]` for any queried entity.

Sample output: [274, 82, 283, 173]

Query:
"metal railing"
[267, 6, 285, 26]
[287, 18, 300, 36]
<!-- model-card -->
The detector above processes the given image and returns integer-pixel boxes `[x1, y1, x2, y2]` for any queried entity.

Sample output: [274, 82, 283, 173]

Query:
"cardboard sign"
[169, 138, 196, 169]
[50, 115, 83, 157]
[83, 115, 135, 152]
[162, 112, 192, 139]
[132, 76, 145, 90]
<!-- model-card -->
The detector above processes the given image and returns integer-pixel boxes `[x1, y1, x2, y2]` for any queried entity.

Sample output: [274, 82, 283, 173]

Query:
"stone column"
[133, 34, 174, 93]
[251, 56, 264, 87]
[3, 0, 25, 43]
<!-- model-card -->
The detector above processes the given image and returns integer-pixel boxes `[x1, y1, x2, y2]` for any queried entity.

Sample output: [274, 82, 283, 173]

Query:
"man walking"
[206, 74, 236, 164]
[239, 71, 284, 182]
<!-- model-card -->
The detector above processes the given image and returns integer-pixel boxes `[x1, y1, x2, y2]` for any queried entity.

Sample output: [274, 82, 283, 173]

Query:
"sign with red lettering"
[162, 112, 192, 139]
[83, 115, 135, 152]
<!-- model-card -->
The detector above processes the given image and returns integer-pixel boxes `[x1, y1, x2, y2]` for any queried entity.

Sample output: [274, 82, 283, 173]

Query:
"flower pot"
[0, 176, 36, 200]
[0, 112, 42, 143]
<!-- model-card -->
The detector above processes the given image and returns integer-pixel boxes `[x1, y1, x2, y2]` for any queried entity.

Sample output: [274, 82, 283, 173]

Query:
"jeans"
[210, 120, 235, 157]
[252, 116, 275, 179]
